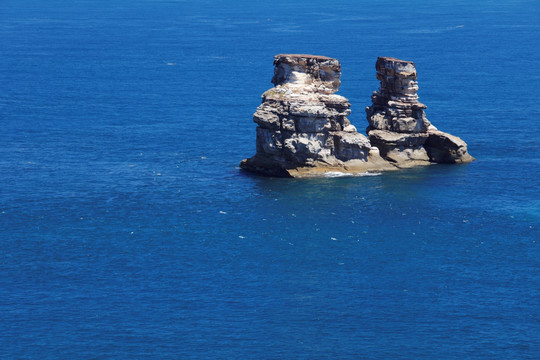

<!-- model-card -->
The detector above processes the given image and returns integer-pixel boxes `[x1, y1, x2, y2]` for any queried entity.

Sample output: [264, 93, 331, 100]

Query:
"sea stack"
[240, 54, 391, 177]
[240, 55, 473, 177]
[366, 57, 474, 166]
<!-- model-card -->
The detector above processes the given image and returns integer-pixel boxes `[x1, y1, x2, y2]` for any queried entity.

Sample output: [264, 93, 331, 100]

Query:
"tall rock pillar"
[241, 54, 387, 177]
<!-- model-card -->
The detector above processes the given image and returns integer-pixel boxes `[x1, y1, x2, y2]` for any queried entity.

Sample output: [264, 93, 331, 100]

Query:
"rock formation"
[240, 54, 392, 177]
[240, 55, 473, 177]
[366, 57, 474, 166]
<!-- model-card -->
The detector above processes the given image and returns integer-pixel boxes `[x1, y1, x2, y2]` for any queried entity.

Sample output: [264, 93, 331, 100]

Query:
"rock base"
[240, 149, 396, 178]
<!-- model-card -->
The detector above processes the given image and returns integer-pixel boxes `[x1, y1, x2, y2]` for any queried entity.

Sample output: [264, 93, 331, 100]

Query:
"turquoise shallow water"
[1, 0, 539, 358]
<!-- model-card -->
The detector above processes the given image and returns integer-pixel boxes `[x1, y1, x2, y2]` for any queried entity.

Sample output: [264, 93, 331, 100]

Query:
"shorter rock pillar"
[365, 56, 473, 166]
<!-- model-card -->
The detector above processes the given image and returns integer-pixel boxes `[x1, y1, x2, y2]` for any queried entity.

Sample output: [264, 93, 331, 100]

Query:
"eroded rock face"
[240, 54, 388, 177]
[424, 130, 475, 163]
[366, 57, 473, 166]
[368, 130, 429, 166]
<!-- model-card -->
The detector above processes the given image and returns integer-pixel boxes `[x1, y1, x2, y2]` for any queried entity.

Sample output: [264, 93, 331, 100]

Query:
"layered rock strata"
[240, 55, 473, 177]
[366, 57, 474, 166]
[240, 54, 392, 177]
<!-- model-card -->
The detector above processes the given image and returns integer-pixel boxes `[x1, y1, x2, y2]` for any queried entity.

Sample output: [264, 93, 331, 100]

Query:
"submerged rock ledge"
[240, 54, 473, 177]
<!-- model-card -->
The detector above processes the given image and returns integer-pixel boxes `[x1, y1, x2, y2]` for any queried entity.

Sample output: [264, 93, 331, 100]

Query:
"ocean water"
[1, 0, 539, 358]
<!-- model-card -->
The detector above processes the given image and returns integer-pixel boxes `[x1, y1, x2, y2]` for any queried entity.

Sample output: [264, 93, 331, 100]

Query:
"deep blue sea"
[1, 0, 539, 358]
